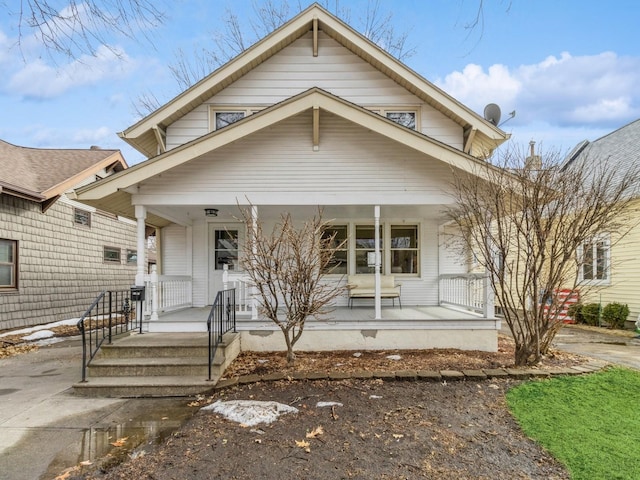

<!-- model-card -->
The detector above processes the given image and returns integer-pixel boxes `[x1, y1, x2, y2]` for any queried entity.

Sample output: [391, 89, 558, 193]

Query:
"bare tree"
[5, 0, 165, 59]
[445, 144, 640, 366]
[240, 207, 346, 365]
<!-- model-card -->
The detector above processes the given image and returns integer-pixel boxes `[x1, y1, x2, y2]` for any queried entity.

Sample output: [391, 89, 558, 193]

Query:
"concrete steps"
[73, 332, 240, 398]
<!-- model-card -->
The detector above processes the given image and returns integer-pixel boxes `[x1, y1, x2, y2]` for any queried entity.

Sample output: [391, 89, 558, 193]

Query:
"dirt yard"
[72, 337, 584, 480]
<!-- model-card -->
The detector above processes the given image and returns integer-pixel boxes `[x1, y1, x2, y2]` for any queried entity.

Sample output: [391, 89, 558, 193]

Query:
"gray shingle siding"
[0, 195, 138, 330]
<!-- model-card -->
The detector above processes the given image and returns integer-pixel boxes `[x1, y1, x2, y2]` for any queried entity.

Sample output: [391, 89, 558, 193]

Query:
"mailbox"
[130, 285, 145, 301]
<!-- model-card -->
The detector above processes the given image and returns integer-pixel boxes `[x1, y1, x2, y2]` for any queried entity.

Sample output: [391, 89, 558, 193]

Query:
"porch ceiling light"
[204, 208, 219, 217]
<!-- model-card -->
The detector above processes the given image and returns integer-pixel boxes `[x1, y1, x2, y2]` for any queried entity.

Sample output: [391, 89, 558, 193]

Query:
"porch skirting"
[238, 317, 499, 352]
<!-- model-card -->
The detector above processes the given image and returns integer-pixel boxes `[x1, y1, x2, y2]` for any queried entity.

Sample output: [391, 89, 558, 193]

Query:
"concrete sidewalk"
[0, 337, 193, 480]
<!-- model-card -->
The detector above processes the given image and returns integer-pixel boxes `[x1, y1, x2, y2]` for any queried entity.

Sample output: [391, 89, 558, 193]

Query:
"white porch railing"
[144, 266, 192, 320]
[439, 273, 486, 314]
[224, 270, 256, 318]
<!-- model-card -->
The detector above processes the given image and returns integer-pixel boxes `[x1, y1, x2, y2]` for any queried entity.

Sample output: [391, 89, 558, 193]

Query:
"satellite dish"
[483, 103, 501, 126]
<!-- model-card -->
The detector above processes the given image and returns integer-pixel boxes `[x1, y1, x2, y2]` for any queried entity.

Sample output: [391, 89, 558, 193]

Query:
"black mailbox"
[130, 285, 145, 301]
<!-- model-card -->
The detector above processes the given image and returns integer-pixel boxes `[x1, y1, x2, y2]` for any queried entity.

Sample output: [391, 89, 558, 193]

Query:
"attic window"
[214, 111, 245, 130]
[386, 112, 416, 129]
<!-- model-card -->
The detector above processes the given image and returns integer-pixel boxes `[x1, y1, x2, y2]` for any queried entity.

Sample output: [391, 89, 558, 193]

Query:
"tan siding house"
[74, 4, 510, 352]
[0, 141, 141, 330]
[563, 119, 640, 327]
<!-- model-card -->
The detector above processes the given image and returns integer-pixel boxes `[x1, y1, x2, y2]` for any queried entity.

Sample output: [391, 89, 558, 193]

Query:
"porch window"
[355, 225, 384, 274]
[321, 225, 348, 274]
[0, 239, 18, 289]
[390, 225, 419, 274]
[73, 207, 91, 227]
[103, 246, 121, 263]
[386, 111, 416, 129]
[579, 236, 610, 283]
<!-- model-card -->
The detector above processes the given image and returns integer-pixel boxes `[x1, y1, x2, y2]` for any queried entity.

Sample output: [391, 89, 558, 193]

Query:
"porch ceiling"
[144, 204, 452, 226]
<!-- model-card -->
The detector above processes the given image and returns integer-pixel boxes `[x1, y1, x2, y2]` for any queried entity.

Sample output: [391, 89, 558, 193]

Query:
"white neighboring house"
[73, 4, 510, 352]
[0, 140, 143, 330]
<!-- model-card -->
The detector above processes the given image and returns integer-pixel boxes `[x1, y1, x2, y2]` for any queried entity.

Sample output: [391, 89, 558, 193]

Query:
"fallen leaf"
[392, 434, 404, 439]
[110, 437, 128, 447]
[79, 460, 93, 466]
[295, 439, 311, 452]
[254, 438, 262, 444]
[306, 426, 324, 438]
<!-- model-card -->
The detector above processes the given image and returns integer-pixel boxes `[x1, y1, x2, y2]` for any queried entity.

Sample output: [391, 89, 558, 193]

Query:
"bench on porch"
[346, 274, 402, 308]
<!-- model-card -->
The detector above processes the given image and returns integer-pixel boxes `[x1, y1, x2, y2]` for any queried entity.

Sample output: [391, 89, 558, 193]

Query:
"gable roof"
[0, 139, 127, 202]
[562, 118, 640, 195]
[75, 87, 510, 227]
[120, 3, 508, 158]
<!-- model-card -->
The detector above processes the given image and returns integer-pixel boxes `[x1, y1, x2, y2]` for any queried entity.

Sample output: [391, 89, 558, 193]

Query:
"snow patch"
[386, 354, 402, 361]
[352, 352, 362, 358]
[202, 400, 298, 426]
[369, 395, 383, 399]
[0, 318, 79, 338]
[22, 330, 55, 341]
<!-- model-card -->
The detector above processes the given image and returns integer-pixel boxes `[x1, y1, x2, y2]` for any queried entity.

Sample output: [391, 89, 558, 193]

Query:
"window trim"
[103, 246, 122, 264]
[126, 249, 137, 265]
[73, 207, 92, 227]
[209, 107, 262, 131]
[0, 239, 18, 291]
[390, 224, 420, 275]
[578, 234, 610, 285]
[368, 107, 420, 130]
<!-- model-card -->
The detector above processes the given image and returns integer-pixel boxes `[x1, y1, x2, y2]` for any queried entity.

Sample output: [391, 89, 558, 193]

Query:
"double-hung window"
[579, 235, 610, 283]
[390, 225, 419, 274]
[0, 239, 18, 289]
[355, 225, 384, 274]
[73, 207, 91, 227]
[321, 225, 348, 274]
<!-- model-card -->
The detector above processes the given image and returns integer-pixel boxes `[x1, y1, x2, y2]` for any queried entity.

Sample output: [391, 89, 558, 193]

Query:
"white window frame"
[0, 239, 18, 290]
[321, 225, 348, 274]
[578, 234, 610, 285]
[368, 107, 420, 130]
[390, 224, 420, 275]
[209, 107, 262, 131]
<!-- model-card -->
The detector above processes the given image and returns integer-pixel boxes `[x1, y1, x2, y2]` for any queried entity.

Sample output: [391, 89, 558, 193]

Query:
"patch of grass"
[507, 368, 640, 480]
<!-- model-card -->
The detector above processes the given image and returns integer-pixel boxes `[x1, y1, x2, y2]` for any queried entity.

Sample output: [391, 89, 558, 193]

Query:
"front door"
[208, 223, 243, 303]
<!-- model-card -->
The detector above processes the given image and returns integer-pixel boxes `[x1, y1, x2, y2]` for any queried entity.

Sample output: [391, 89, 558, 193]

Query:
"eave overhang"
[119, 3, 508, 159]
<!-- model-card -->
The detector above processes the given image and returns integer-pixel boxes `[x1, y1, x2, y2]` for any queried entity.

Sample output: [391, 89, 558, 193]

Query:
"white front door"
[208, 223, 243, 303]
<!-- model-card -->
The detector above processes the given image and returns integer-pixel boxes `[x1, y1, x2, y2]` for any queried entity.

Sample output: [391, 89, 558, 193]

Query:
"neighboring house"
[73, 4, 510, 352]
[562, 119, 640, 327]
[0, 140, 144, 330]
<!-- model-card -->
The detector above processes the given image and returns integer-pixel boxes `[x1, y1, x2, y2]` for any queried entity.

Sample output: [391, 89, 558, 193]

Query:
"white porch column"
[374, 205, 381, 319]
[483, 215, 495, 319]
[149, 264, 159, 321]
[134, 205, 147, 287]
[251, 205, 259, 320]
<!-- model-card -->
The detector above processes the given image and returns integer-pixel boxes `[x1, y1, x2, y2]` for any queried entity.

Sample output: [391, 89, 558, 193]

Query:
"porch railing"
[439, 273, 486, 314]
[144, 266, 192, 320]
[224, 272, 254, 316]
[207, 288, 237, 381]
[77, 290, 141, 382]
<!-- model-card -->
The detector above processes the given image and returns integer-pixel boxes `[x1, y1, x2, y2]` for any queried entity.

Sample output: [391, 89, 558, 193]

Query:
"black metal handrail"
[77, 290, 140, 382]
[207, 288, 237, 381]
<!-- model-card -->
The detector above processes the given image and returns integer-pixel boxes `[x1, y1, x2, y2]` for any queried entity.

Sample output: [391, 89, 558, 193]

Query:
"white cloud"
[7, 44, 135, 98]
[436, 51, 640, 131]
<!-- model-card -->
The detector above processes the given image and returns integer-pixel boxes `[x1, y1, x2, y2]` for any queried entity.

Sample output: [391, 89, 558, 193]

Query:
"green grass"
[506, 368, 640, 480]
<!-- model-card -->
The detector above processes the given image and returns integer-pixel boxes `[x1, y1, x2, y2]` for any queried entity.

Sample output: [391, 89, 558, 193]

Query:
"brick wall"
[0, 195, 139, 330]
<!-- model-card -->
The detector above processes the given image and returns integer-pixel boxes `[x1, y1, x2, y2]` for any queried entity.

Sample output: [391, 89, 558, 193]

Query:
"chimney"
[90, 145, 101, 150]
[526, 141, 542, 170]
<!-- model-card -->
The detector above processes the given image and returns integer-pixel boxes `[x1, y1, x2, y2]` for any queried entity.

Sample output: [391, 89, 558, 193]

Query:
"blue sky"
[0, 0, 638, 165]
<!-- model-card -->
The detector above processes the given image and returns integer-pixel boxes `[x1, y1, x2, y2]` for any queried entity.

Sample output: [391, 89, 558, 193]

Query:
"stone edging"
[214, 359, 609, 389]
